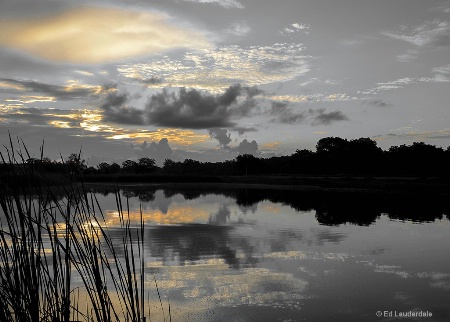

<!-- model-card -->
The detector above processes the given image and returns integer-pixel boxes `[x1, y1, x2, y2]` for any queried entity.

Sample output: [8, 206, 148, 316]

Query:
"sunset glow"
[0, 0, 449, 164]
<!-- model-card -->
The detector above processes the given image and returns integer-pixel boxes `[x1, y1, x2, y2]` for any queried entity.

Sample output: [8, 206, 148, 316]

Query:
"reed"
[0, 138, 170, 322]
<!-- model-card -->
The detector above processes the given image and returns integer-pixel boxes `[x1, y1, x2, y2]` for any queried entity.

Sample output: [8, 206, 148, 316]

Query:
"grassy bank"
[0, 144, 169, 322]
[81, 174, 450, 195]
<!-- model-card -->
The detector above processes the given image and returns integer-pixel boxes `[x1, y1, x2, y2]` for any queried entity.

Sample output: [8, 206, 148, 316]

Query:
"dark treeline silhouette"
[2, 137, 450, 180]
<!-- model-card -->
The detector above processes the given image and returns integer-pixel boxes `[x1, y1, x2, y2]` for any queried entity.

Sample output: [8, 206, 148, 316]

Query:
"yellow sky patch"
[0, 81, 26, 91]
[48, 121, 72, 129]
[0, 7, 210, 63]
[18, 96, 56, 103]
[64, 80, 111, 95]
[107, 128, 209, 145]
[261, 142, 281, 150]
[7, 105, 208, 146]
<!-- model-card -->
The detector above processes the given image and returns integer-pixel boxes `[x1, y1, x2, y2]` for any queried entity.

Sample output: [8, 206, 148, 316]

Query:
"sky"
[1, 0, 450, 166]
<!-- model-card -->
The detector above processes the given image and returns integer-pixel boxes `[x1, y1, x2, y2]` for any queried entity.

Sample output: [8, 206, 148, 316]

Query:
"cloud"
[208, 128, 232, 149]
[0, 7, 210, 63]
[182, 0, 244, 9]
[100, 92, 145, 126]
[98, 85, 260, 129]
[118, 43, 310, 92]
[0, 48, 66, 79]
[234, 127, 257, 135]
[432, 63, 450, 82]
[374, 128, 450, 141]
[269, 102, 350, 126]
[311, 110, 349, 126]
[106, 128, 209, 146]
[270, 101, 306, 124]
[362, 77, 415, 95]
[141, 77, 163, 85]
[0, 78, 102, 100]
[281, 23, 311, 37]
[135, 138, 173, 165]
[0, 106, 79, 127]
[145, 85, 241, 128]
[384, 19, 450, 47]
[367, 99, 392, 108]
[234, 139, 258, 155]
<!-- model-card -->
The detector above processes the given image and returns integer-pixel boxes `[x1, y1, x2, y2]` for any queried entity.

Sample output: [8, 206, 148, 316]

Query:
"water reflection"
[67, 186, 450, 320]
[91, 186, 450, 226]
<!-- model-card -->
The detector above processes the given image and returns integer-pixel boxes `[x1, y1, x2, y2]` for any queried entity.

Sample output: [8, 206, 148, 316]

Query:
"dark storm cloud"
[145, 84, 256, 129]
[0, 78, 98, 100]
[269, 101, 306, 124]
[208, 128, 232, 149]
[270, 102, 350, 125]
[312, 110, 349, 125]
[100, 92, 145, 125]
[99, 85, 261, 129]
[99, 85, 349, 130]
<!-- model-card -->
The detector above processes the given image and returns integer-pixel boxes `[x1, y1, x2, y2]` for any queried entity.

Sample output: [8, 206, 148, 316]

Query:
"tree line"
[4, 137, 450, 177]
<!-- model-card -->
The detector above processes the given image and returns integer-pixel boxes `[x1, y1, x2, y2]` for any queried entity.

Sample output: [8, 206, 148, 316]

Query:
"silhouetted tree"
[347, 138, 383, 174]
[138, 157, 157, 173]
[316, 137, 349, 154]
[289, 149, 315, 173]
[122, 159, 138, 173]
[66, 153, 86, 175]
[235, 154, 264, 175]
[388, 142, 444, 175]
[97, 162, 111, 174]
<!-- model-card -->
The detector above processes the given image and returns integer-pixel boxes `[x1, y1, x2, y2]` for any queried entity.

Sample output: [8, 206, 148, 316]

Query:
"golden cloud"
[0, 7, 210, 63]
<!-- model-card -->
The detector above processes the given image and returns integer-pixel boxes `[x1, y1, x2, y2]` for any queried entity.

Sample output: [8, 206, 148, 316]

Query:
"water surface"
[89, 186, 450, 322]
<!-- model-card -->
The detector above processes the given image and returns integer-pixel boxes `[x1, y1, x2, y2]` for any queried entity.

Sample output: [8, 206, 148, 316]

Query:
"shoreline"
[82, 175, 450, 195]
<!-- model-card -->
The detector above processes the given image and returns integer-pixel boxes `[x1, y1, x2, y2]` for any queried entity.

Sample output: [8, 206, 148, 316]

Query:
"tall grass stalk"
[0, 138, 170, 322]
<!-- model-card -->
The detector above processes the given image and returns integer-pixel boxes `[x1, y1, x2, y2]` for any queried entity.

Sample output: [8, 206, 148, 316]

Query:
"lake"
[85, 185, 450, 322]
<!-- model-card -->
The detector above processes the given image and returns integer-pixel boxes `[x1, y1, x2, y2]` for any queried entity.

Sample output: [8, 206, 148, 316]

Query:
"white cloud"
[362, 77, 415, 95]
[281, 23, 311, 37]
[419, 63, 450, 82]
[383, 19, 450, 47]
[183, 0, 244, 9]
[118, 43, 311, 92]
